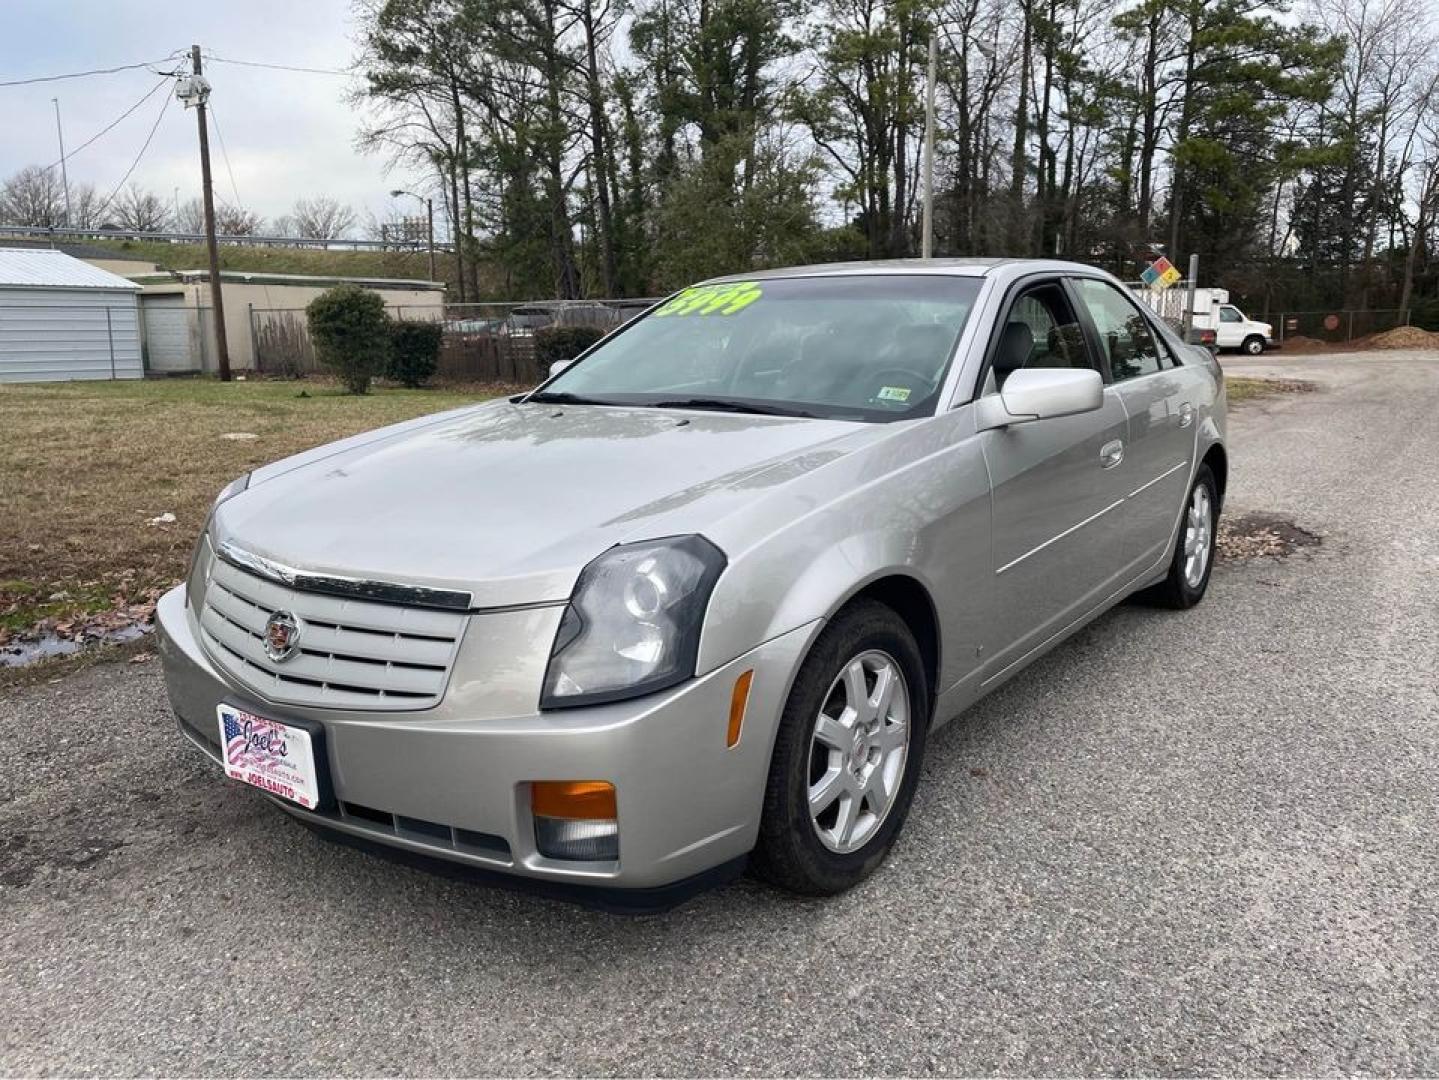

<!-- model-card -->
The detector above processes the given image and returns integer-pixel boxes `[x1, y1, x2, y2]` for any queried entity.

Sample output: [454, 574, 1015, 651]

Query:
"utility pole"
[425, 196, 435, 284]
[190, 45, 232, 380]
[1184, 253, 1199, 341]
[921, 34, 937, 259]
[52, 98, 71, 227]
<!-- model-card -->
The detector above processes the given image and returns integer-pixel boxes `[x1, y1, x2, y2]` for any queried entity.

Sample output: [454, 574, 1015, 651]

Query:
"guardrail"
[0, 222, 447, 253]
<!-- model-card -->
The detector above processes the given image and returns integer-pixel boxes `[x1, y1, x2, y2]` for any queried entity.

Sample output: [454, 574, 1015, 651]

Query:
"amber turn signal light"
[530, 780, 617, 821]
[727, 669, 754, 748]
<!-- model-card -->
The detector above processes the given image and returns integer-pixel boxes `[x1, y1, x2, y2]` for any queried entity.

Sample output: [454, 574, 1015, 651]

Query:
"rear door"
[1070, 276, 1196, 575]
[978, 277, 1132, 677]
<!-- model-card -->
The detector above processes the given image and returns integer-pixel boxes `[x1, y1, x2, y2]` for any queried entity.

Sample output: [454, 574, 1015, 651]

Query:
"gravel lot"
[2, 350, 1437, 1076]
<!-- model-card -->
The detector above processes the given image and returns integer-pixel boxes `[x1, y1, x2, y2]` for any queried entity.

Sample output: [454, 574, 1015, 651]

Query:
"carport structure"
[0, 248, 142, 383]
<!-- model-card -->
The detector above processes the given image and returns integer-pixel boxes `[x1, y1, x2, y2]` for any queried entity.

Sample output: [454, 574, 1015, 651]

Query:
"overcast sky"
[0, 0, 415, 230]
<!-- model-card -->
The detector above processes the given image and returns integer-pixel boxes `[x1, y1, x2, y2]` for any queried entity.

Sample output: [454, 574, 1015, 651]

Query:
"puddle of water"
[0, 624, 151, 668]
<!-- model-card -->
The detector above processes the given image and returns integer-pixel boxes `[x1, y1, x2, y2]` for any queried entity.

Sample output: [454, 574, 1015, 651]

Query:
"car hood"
[214, 400, 868, 607]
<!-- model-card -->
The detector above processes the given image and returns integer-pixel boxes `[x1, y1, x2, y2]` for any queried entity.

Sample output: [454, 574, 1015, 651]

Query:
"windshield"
[534, 275, 982, 422]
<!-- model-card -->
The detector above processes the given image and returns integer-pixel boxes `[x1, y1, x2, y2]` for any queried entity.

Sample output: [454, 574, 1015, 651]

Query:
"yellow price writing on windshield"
[653, 281, 764, 318]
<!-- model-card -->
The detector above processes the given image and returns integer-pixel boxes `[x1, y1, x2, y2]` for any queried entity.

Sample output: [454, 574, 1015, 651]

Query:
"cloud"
[0, 0, 419, 230]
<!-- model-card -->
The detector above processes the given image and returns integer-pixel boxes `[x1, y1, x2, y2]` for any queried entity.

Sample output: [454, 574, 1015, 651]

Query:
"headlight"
[540, 535, 726, 709]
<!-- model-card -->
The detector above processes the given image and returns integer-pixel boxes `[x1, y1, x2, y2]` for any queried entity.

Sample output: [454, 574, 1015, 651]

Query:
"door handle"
[1100, 439, 1124, 469]
[1178, 402, 1194, 428]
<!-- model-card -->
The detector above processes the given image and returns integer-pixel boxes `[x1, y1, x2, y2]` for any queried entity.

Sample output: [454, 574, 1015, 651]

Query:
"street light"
[52, 98, 71, 228]
[389, 189, 436, 284]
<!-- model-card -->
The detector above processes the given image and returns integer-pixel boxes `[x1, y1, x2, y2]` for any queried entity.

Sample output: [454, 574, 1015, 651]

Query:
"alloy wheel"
[807, 650, 911, 854]
[1183, 484, 1213, 588]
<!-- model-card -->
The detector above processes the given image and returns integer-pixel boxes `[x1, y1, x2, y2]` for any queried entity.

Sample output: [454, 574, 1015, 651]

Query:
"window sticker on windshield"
[876, 386, 912, 403]
[653, 281, 763, 318]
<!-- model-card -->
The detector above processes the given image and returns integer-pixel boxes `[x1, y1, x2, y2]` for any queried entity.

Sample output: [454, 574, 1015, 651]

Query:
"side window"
[1073, 279, 1163, 381]
[990, 282, 1091, 389]
[1219, 306, 1242, 323]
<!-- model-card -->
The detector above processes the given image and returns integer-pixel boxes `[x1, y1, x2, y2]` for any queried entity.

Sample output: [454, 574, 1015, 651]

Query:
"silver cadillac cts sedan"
[158, 258, 1226, 904]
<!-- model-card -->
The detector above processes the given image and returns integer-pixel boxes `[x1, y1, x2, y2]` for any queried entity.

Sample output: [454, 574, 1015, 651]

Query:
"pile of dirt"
[1366, 325, 1439, 350]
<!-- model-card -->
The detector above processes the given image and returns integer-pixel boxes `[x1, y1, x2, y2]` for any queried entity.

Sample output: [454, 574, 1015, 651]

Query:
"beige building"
[128, 269, 446, 374]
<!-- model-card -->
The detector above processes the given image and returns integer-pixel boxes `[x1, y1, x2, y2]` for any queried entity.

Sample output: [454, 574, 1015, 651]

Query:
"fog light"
[531, 781, 619, 861]
[534, 816, 619, 861]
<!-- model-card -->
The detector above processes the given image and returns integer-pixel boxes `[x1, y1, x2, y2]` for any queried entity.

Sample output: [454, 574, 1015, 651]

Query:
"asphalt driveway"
[2, 350, 1437, 1075]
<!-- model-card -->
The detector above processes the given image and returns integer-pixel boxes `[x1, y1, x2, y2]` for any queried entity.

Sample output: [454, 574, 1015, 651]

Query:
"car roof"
[701, 257, 1110, 285]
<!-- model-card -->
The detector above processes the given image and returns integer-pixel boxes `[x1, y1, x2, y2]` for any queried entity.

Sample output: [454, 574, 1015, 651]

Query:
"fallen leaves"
[1218, 512, 1321, 560]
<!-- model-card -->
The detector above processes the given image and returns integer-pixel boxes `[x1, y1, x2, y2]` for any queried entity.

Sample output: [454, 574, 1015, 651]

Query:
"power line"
[205, 54, 348, 76]
[0, 58, 175, 88]
[92, 83, 174, 223]
[44, 77, 171, 172]
[206, 102, 243, 208]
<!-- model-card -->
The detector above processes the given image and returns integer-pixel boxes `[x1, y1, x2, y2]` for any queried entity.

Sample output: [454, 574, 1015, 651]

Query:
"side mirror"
[974, 367, 1103, 431]
[550, 358, 575, 377]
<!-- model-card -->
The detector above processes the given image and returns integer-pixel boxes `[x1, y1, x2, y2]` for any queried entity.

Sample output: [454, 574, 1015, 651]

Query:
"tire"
[752, 599, 930, 895]
[1138, 463, 1219, 609]
[1242, 335, 1266, 355]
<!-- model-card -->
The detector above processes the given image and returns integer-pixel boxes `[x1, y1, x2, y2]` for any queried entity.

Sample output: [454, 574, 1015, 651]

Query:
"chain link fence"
[1127, 282, 1412, 346]
[1275, 309, 1411, 344]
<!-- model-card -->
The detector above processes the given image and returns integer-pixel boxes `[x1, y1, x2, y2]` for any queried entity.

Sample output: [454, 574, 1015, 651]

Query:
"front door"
[1071, 277, 1197, 574]
[977, 278, 1132, 678]
[1215, 304, 1245, 348]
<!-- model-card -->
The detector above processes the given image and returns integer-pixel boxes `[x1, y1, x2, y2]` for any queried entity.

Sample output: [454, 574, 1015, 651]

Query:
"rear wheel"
[1139, 463, 1218, 609]
[1242, 334, 1266, 355]
[752, 600, 929, 895]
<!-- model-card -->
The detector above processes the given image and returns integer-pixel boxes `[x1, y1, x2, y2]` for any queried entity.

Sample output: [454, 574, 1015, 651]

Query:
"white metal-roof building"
[0, 248, 143, 383]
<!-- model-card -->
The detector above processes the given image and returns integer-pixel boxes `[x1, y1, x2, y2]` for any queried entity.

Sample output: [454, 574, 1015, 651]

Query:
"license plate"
[215, 704, 320, 810]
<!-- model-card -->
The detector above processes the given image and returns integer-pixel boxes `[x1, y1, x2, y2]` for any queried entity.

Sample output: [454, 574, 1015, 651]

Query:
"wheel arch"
[840, 574, 942, 711]
[1200, 441, 1228, 511]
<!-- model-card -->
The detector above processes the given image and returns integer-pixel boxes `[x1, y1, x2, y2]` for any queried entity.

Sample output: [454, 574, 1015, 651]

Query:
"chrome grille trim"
[216, 539, 472, 612]
[199, 554, 467, 711]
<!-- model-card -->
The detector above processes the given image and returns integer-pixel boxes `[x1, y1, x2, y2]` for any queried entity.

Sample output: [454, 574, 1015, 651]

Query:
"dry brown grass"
[0, 376, 518, 639]
[1225, 376, 1314, 404]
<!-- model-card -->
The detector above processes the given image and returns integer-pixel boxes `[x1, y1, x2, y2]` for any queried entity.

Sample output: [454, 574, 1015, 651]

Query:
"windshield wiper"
[526, 390, 617, 406]
[644, 396, 821, 419]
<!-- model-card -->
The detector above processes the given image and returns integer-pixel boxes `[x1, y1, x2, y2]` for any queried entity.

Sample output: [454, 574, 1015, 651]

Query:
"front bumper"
[157, 585, 819, 891]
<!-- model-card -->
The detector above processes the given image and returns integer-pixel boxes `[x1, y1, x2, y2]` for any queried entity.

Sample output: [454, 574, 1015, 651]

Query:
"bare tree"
[288, 196, 357, 239]
[0, 165, 65, 226]
[69, 182, 103, 230]
[107, 184, 172, 231]
[215, 203, 265, 235]
[175, 196, 207, 234]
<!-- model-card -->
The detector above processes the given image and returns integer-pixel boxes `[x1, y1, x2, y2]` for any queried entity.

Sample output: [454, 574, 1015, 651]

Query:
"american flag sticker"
[215, 705, 320, 809]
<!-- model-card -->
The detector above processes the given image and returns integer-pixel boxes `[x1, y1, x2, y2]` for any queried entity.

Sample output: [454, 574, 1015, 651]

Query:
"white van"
[1131, 285, 1275, 354]
[1192, 290, 1274, 354]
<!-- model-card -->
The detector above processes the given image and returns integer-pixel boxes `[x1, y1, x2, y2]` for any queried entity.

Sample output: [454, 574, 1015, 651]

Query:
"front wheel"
[752, 600, 929, 895]
[1139, 463, 1218, 609]
[1242, 335, 1266, 355]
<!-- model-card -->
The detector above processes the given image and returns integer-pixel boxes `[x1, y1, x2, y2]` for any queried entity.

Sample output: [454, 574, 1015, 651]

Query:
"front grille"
[198, 554, 467, 711]
[338, 801, 512, 861]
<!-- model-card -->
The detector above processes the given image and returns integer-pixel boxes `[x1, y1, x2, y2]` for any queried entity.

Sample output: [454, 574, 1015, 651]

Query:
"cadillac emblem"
[263, 610, 301, 662]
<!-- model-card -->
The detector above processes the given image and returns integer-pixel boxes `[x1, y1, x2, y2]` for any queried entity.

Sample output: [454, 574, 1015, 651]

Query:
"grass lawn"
[0, 377, 518, 644]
